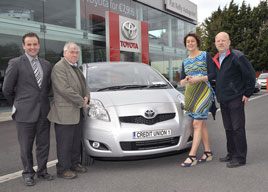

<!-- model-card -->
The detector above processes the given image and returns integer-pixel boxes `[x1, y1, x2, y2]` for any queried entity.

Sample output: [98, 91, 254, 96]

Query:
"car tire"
[81, 144, 94, 166]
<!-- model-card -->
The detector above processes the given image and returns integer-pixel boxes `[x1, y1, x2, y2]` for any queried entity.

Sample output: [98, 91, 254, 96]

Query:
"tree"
[197, 0, 268, 71]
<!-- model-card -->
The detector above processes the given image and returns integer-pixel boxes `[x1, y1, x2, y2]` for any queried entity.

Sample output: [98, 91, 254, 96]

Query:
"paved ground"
[0, 90, 268, 192]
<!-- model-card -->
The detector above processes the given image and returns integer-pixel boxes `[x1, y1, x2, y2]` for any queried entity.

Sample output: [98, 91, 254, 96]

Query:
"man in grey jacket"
[2, 32, 54, 186]
[48, 42, 90, 179]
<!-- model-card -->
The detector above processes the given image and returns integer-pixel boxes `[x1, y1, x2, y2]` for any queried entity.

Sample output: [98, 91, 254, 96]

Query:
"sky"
[190, 0, 262, 24]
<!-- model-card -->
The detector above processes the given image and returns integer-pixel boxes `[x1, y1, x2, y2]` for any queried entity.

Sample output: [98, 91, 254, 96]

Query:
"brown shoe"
[71, 164, 88, 173]
[57, 170, 77, 179]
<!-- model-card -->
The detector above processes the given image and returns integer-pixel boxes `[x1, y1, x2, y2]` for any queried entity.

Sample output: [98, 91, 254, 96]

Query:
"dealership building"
[0, 0, 197, 107]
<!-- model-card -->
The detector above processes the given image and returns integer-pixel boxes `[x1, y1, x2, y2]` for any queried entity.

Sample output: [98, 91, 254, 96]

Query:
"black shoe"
[226, 160, 246, 168]
[37, 173, 55, 181]
[71, 164, 88, 173]
[24, 177, 35, 186]
[219, 154, 232, 162]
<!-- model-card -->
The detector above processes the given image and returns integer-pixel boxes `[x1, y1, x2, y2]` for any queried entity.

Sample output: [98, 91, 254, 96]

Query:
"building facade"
[0, 0, 197, 108]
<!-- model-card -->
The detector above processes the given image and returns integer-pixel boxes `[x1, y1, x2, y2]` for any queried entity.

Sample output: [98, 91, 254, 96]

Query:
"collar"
[64, 58, 77, 67]
[219, 50, 228, 59]
[213, 49, 231, 69]
[25, 53, 38, 63]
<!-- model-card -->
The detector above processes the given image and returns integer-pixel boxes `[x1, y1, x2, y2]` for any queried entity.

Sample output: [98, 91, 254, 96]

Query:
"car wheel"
[81, 144, 94, 166]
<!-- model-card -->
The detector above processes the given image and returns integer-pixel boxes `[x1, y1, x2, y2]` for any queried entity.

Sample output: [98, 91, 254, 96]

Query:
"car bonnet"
[91, 89, 179, 108]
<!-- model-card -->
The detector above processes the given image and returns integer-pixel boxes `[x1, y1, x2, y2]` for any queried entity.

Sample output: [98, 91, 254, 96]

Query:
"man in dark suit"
[2, 32, 54, 186]
[48, 42, 90, 179]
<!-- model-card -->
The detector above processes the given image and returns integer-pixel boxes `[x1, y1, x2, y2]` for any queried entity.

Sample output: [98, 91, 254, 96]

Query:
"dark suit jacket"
[2, 54, 52, 123]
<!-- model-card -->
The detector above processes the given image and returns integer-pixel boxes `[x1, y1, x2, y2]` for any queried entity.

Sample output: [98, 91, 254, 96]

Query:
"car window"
[86, 64, 170, 91]
[258, 73, 268, 79]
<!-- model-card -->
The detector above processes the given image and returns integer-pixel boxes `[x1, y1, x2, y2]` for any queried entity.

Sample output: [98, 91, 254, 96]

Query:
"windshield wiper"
[97, 86, 124, 91]
[121, 85, 148, 89]
[148, 84, 168, 88]
[97, 85, 147, 91]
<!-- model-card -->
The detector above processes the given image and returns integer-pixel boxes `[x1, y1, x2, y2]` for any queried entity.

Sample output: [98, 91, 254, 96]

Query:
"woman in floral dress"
[180, 33, 216, 167]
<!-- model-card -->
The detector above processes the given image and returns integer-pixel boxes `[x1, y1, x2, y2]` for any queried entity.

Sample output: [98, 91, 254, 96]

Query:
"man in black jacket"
[213, 32, 255, 168]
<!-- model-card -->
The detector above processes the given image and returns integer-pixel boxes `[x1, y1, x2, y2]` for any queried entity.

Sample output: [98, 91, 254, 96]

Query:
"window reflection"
[43, 40, 65, 65]
[0, 34, 23, 107]
[0, 0, 196, 110]
[44, 0, 76, 28]
[0, 0, 43, 22]
[147, 8, 167, 46]
[82, 41, 106, 63]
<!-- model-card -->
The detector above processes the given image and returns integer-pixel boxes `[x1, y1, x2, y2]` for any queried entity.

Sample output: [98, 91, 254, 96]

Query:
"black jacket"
[212, 48, 255, 103]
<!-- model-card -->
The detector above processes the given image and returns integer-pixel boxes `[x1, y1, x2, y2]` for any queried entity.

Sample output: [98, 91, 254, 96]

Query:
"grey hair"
[63, 42, 80, 51]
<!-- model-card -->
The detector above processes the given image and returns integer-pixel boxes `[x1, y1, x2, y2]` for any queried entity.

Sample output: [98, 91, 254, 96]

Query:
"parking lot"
[1, 90, 268, 192]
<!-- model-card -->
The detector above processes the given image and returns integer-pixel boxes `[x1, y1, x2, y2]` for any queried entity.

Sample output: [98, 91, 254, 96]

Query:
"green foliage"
[197, 0, 268, 71]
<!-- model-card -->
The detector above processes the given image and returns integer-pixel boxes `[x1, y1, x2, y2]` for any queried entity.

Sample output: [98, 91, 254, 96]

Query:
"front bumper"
[81, 111, 193, 158]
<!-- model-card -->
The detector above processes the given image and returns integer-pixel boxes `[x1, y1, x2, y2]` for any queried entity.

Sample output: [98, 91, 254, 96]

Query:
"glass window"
[150, 53, 167, 79]
[0, 0, 196, 111]
[147, 8, 167, 46]
[0, 34, 28, 107]
[161, 15, 171, 47]
[82, 41, 106, 63]
[44, 0, 76, 28]
[171, 18, 185, 49]
[177, 20, 185, 49]
[0, 0, 43, 22]
[81, 0, 136, 35]
[43, 39, 65, 65]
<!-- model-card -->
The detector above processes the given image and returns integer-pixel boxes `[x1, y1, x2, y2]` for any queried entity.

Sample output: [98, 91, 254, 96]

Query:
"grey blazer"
[47, 59, 90, 125]
[2, 54, 52, 123]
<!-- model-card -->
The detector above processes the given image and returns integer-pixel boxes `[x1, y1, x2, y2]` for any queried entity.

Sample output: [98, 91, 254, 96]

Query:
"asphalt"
[1, 91, 268, 192]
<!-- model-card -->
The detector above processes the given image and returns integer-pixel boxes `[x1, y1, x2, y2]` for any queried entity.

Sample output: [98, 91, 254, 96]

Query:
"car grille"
[120, 136, 180, 151]
[119, 113, 175, 125]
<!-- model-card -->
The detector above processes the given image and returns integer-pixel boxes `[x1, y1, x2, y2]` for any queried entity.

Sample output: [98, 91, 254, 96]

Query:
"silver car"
[257, 73, 268, 88]
[81, 62, 193, 165]
[254, 80, 261, 93]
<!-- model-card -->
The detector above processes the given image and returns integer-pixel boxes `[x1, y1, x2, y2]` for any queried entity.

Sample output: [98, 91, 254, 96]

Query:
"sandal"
[180, 155, 198, 167]
[198, 151, 213, 163]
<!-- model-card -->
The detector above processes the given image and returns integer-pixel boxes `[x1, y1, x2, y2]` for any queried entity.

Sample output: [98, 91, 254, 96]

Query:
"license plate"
[133, 129, 172, 139]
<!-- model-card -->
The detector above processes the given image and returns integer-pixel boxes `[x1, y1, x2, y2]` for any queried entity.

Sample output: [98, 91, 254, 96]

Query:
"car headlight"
[177, 92, 185, 110]
[88, 99, 110, 122]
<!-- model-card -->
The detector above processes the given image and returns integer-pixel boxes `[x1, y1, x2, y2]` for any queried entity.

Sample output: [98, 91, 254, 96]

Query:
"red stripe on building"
[141, 21, 149, 64]
[109, 12, 120, 61]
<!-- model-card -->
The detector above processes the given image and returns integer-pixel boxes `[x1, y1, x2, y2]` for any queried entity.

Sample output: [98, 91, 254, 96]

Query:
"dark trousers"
[55, 120, 82, 174]
[220, 96, 247, 163]
[16, 117, 50, 178]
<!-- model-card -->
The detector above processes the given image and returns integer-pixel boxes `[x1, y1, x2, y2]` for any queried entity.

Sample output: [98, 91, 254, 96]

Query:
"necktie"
[32, 58, 42, 88]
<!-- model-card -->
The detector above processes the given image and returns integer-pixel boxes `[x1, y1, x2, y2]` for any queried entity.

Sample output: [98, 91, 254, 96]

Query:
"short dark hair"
[22, 32, 40, 44]
[183, 33, 201, 48]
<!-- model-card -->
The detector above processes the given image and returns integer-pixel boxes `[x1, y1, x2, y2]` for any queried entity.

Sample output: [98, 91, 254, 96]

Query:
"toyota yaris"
[81, 62, 193, 165]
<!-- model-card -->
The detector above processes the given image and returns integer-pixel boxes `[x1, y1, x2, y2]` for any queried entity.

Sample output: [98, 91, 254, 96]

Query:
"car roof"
[259, 73, 268, 76]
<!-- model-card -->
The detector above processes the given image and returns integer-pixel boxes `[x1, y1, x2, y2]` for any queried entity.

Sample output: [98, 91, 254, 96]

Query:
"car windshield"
[258, 73, 268, 79]
[86, 63, 170, 92]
